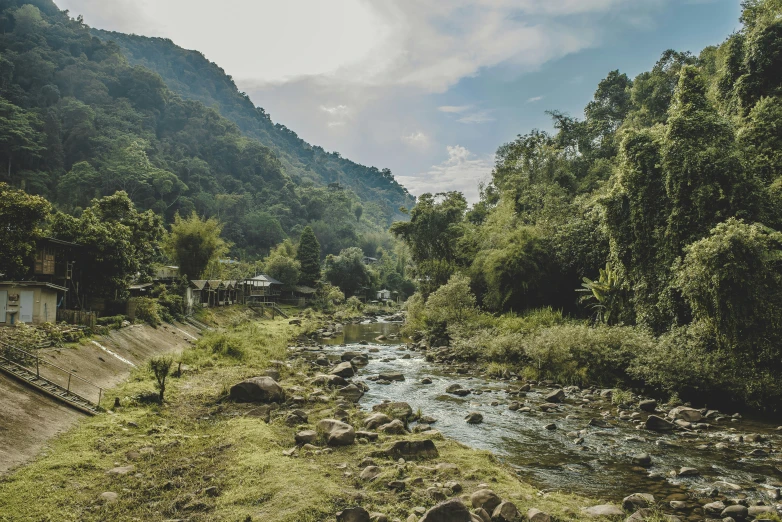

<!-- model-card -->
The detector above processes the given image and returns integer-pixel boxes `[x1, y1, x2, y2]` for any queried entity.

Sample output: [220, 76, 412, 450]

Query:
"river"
[310, 318, 782, 512]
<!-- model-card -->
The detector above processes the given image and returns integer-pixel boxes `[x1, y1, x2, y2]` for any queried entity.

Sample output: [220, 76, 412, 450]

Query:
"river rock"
[379, 419, 407, 434]
[365, 412, 392, 429]
[748, 506, 774, 517]
[623, 493, 654, 510]
[312, 373, 348, 387]
[678, 467, 699, 477]
[492, 501, 518, 522]
[421, 377, 433, 384]
[229, 376, 284, 403]
[99, 491, 118, 503]
[588, 418, 610, 428]
[527, 508, 552, 522]
[378, 372, 405, 382]
[638, 399, 657, 412]
[583, 504, 624, 517]
[330, 361, 355, 378]
[465, 412, 483, 424]
[295, 430, 317, 444]
[419, 498, 473, 522]
[317, 419, 355, 446]
[337, 507, 370, 522]
[470, 489, 501, 513]
[372, 401, 414, 420]
[644, 415, 674, 431]
[378, 439, 439, 459]
[631, 453, 652, 467]
[669, 406, 703, 423]
[545, 389, 565, 403]
[703, 501, 725, 515]
[339, 383, 364, 402]
[341, 351, 362, 361]
[721, 505, 748, 519]
[472, 507, 491, 522]
[508, 401, 521, 411]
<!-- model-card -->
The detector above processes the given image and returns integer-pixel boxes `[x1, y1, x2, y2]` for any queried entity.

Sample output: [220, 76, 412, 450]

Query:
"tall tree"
[162, 212, 228, 280]
[296, 225, 321, 287]
[0, 97, 44, 179]
[0, 183, 50, 280]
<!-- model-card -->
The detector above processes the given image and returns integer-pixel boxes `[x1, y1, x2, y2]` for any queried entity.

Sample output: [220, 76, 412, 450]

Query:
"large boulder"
[312, 374, 348, 387]
[419, 498, 473, 522]
[330, 361, 355, 378]
[470, 489, 501, 513]
[317, 419, 355, 446]
[465, 412, 483, 424]
[527, 508, 552, 522]
[644, 415, 675, 431]
[372, 401, 414, 420]
[721, 505, 748, 520]
[338, 384, 364, 402]
[229, 377, 284, 403]
[378, 372, 405, 382]
[638, 399, 657, 412]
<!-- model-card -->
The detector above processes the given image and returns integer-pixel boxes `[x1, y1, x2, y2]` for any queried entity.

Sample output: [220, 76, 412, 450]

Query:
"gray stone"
[330, 361, 355, 378]
[491, 501, 518, 522]
[317, 419, 355, 446]
[99, 491, 118, 503]
[470, 489, 501, 513]
[669, 406, 703, 423]
[678, 467, 699, 477]
[644, 415, 675, 431]
[703, 501, 725, 515]
[338, 383, 364, 402]
[583, 504, 624, 517]
[337, 507, 370, 522]
[419, 498, 472, 522]
[465, 412, 483, 424]
[545, 389, 565, 403]
[229, 376, 284, 403]
[622, 493, 654, 511]
[638, 399, 657, 412]
[372, 401, 414, 420]
[527, 508, 552, 522]
[631, 453, 652, 467]
[378, 419, 407, 435]
[379, 372, 405, 382]
[365, 412, 393, 429]
[721, 505, 748, 520]
[377, 439, 439, 459]
[295, 430, 318, 444]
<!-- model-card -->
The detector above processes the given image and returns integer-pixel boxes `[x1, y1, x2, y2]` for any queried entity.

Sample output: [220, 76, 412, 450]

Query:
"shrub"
[97, 315, 126, 329]
[133, 297, 161, 327]
[200, 332, 246, 360]
[149, 356, 173, 402]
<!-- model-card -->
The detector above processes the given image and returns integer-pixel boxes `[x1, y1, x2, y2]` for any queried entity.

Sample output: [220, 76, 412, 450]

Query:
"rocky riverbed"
[289, 316, 782, 521]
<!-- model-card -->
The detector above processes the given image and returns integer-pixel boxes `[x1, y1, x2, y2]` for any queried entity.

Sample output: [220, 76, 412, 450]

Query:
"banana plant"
[577, 262, 622, 324]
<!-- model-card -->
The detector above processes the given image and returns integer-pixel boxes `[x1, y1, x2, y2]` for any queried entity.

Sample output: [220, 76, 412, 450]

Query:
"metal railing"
[0, 340, 104, 407]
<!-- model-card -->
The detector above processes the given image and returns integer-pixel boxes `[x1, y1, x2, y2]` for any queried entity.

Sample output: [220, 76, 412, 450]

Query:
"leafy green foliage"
[162, 212, 228, 280]
[264, 240, 301, 290]
[296, 226, 321, 287]
[323, 247, 370, 297]
[148, 355, 173, 401]
[0, 182, 50, 279]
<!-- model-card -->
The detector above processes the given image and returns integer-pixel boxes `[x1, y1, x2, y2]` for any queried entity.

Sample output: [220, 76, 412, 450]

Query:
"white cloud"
[526, 95, 544, 103]
[457, 110, 495, 124]
[321, 105, 349, 115]
[402, 131, 430, 148]
[438, 105, 472, 113]
[397, 145, 494, 203]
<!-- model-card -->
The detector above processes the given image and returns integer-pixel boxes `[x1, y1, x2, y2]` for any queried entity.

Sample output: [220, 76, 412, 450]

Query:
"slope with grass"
[0, 309, 602, 522]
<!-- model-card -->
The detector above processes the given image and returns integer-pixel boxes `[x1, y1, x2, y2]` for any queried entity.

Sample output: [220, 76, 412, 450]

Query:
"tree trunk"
[158, 384, 165, 402]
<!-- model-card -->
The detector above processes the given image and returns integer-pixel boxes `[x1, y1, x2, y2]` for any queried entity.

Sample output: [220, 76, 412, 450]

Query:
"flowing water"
[311, 319, 782, 507]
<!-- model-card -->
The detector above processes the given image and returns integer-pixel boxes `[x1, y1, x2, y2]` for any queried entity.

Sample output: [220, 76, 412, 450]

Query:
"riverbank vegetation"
[395, 0, 782, 411]
[0, 312, 601, 522]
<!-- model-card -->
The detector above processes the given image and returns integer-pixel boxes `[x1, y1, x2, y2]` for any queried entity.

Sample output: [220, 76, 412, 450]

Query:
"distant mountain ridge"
[92, 29, 415, 220]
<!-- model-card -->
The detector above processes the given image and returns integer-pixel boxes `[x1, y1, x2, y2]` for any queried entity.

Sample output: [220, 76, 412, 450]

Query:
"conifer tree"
[296, 226, 321, 287]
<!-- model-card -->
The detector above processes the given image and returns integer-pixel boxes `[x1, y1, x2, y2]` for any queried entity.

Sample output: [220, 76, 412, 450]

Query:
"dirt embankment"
[0, 322, 201, 474]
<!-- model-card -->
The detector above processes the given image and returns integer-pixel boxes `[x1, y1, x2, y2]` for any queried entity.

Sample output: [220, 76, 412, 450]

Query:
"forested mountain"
[0, 0, 412, 260]
[395, 0, 782, 407]
[91, 29, 413, 223]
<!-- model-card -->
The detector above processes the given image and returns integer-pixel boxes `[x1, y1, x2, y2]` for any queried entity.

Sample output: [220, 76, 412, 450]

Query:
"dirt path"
[0, 322, 201, 474]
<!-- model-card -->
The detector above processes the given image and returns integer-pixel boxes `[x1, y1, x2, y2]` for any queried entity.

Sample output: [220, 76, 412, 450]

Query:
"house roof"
[129, 283, 153, 291]
[247, 274, 283, 285]
[294, 285, 317, 294]
[190, 280, 208, 290]
[0, 281, 67, 292]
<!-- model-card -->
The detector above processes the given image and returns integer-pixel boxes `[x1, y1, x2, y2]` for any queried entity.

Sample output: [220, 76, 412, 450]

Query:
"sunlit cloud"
[397, 145, 493, 203]
[526, 95, 544, 103]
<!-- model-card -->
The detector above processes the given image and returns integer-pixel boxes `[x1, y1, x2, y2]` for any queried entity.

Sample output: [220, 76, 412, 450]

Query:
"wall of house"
[0, 286, 58, 325]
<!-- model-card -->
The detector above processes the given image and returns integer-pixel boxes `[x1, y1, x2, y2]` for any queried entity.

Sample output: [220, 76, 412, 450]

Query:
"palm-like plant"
[577, 263, 622, 324]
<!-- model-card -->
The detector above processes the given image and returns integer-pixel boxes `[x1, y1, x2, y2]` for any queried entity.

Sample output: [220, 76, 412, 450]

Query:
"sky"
[55, 0, 743, 203]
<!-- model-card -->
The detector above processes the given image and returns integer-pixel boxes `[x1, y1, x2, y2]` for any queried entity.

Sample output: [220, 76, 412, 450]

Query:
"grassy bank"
[0, 310, 606, 522]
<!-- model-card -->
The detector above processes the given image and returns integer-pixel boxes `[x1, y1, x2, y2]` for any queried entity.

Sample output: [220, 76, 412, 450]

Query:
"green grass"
[0, 312, 606, 522]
